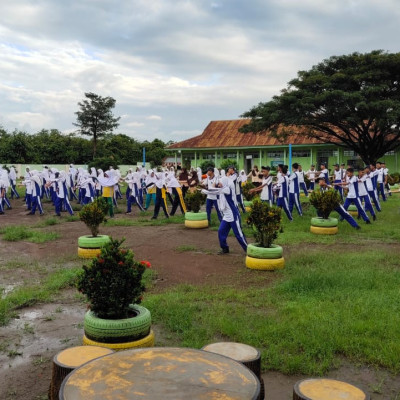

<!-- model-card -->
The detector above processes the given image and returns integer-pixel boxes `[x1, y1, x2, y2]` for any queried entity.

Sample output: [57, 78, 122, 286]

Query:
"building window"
[223, 153, 237, 159]
[267, 151, 284, 158]
[344, 150, 356, 156]
[318, 150, 338, 157]
[385, 151, 395, 156]
[202, 153, 214, 160]
[292, 150, 310, 157]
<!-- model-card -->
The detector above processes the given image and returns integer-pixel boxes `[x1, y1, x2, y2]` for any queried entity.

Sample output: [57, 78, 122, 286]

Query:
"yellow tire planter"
[78, 247, 102, 259]
[348, 204, 358, 217]
[310, 226, 338, 235]
[246, 255, 285, 270]
[185, 211, 208, 228]
[83, 329, 155, 351]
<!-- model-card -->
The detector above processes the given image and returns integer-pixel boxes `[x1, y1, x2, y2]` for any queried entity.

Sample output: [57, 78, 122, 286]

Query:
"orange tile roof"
[168, 119, 327, 149]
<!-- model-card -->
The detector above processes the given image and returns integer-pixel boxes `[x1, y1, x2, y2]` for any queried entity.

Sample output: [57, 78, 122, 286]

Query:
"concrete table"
[60, 347, 260, 400]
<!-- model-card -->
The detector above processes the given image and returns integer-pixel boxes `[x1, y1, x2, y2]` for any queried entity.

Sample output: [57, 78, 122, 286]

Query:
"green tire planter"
[310, 217, 338, 228]
[246, 243, 283, 259]
[243, 201, 253, 207]
[84, 304, 151, 343]
[185, 211, 208, 221]
[348, 205, 358, 211]
[78, 235, 110, 249]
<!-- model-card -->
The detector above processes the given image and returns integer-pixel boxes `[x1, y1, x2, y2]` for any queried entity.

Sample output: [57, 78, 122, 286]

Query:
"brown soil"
[0, 201, 399, 399]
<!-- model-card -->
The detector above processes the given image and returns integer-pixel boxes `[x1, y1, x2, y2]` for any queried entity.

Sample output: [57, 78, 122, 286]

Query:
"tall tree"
[74, 92, 120, 158]
[240, 50, 400, 165]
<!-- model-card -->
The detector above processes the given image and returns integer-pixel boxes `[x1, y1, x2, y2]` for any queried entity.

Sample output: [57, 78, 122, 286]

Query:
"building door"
[245, 157, 253, 173]
[317, 156, 329, 168]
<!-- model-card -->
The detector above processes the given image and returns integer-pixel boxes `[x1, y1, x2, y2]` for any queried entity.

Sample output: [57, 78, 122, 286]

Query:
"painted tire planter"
[247, 243, 283, 259]
[78, 235, 110, 248]
[78, 247, 101, 259]
[185, 212, 208, 228]
[348, 204, 358, 217]
[244, 201, 253, 212]
[84, 304, 151, 343]
[310, 217, 338, 228]
[310, 225, 338, 235]
[246, 255, 285, 270]
[78, 235, 110, 258]
[83, 329, 155, 351]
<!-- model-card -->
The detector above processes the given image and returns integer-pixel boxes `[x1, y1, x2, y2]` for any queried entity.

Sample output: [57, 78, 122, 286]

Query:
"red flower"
[118, 261, 124, 266]
[98, 258, 105, 264]
[140, 260, 151, 268]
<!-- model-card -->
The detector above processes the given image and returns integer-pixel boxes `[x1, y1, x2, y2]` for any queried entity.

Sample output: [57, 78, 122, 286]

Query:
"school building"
[168, 119, 400, 172]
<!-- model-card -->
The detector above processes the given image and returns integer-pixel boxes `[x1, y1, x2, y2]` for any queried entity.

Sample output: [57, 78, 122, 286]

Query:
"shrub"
[246, 198, 282, 248]
[79, 197, 109, 237]
[309, 189, 341, 219]
[199, 160, 215, 174]
[185, 190, 206, 213]
[88, 157, 119, 173]
[77, 238, 149, 319]
[219, 159, 239, 173]
[242, 182, 256, 201]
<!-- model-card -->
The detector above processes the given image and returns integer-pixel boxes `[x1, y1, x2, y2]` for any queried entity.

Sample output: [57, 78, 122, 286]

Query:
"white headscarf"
[97, 169, 119, 187]
[90, 167, 97, 178]
[197, 167, 202, 179]
[9, 167, 17, 180]
[220, 170, 226, 177]
[214, 167, 220, 178]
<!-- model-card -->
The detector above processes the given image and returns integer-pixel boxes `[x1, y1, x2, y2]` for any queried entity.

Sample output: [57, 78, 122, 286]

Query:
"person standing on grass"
[334, 167, 371, 224]
[357, 168, 376, 221]
[276, 165, 293, 221]
[47, 171, 74, 216]
[188, 170, 199, 193]
[306, 165, 316, 191]
[288, 163, 303, 217]
[8, 166, 19, 200]
[364, 166, 381, 212]
[249, 166, 273, 206]
[151, 171, 170, 220]
[227, 166, 245, 213]
[96, 169, 119, 218]
[297, 164, 308, 197]
[0, 169, 10, 214]
[144, 170, 157, 210]
[375, 161, 386, 202]
[27, 171, 44, 216]
[167, 172, 187, 216]
[247, 165, 262, 187]
[125, 171, 145, 214]
[332, 164, 344, 201]
[201, 176, 247, 254]
[318, 163, 330, 185]
[382, 162, 392, 197]
[68, 164, 78, 201]
[23, 166, 33, 211]
[202, 167, 222, 224]
[178, 168, 190, 198]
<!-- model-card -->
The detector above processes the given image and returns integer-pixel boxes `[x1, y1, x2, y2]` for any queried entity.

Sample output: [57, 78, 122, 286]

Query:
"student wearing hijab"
[0, 169, 10, 214]
[27, 171, 44, 215]
[68, 164, 78, 201]
[201, 176, 248, 254]
[151, 172, 170, 220]
[178, 168, 190, 198]
[167, 173, 187, 216]
[144, 170, 157, 210]
[9, 166, 20, 199]
[97, 169, 119, 217]
[188, 170, 199, 193]
[47, 171, 74, 216]
[125, 171, 145, 214]
[23, 166, 33, 211]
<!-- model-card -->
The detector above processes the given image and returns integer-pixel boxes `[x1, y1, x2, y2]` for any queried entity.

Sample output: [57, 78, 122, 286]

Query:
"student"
[318, 178, 360, 229]
[0, 169, 10, 214]
[23, 166, 33, 211]
[167, 172, 187, 216]
[68, 164, 78, 201]
[201, 176, 247, 254]
[178, 168, 190, 198]
[332, 164, 344, 201]
[8, 166, 20, 200]
[334, 168, 370, 224]
[382, 162, 391, 197]
[364, 166, 381, 212]
[249, 166, 273, 206]
[288, 163, 303, 216]
[144, 170, 157, 209]
[357, 168, 376, 220]
[151, 171, 170, 220]
[298, 164, 308, 197]
[48, 171, 74, 216]
[276, 165, 293, 221]
[247, 166, 262, 187]
[27, 171, 44, 215]
[97, 169, 119, 217]
[227, 166, 245, 213]
[318, 163, 330, 184]
[125, 171, 145, 214]
[375, 162, 386, 201]
[188, 170, 199, 193]
[202, 167, 222, 223]
[306, 165, 316, 191]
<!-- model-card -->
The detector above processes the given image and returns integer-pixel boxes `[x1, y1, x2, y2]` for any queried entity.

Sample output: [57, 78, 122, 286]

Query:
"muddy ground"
[0, 200, 399, 399]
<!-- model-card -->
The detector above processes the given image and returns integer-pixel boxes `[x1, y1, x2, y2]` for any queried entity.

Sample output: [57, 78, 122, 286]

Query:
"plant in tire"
[309, 189, 340, 219]
[242, 182, 257, 202]
[185, 190, 206, 213]
[246, 198, 282, 248]
[79, 197, 109, 237]
[77, 237, 149, 319]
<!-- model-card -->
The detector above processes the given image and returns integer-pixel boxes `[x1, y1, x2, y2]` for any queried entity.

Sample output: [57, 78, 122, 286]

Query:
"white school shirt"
[306, 170, 316, 181]
[319, 168, 328, 179]
[202, 186, 234, 222]
[358, 176, 368, 196]
[346, 176, 358, 198]
[334, 170, 342, 180]
[260, 176, 272, 201]
[376, 168, 384, 183]
[364, 173, 374, 192]
[298, 171, 305, 183]
[202, 175, 219, 200]
[288, 171, 298, 194]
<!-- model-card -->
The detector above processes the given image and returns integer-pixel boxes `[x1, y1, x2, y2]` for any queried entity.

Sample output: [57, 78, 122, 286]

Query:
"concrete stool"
[293, 378, 370, 400]
[49, 345, 114, 400]
[202, 342, 264, 399]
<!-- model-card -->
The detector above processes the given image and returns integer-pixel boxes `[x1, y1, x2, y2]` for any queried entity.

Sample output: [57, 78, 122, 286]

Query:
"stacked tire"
[185, 212, 208, 228]
[82, 304, 155, 351]
[245, 244, 284, 270]
[310, 217, 338, 235]
[244, 201, 253, 212]
[347, 205, 358, 217]
[78, 235, 110, 259]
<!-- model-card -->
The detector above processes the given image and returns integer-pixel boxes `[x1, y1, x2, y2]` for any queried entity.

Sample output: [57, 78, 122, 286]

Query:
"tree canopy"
[74, 92, 120, 158]
[240, 50, 400, 164]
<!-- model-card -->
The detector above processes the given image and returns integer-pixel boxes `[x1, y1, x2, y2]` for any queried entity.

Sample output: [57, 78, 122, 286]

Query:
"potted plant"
[184, 190, 208, 228]
[77, 237, 154, 350]
[242, 182, 257, 211]
[78, 197, 110, 258]
[309, 189, 341, 234]
[245, 198, 284, 270]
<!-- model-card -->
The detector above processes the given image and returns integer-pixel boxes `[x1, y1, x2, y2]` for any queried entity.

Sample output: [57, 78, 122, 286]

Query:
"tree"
[240, 50, 400, 165]
[74, 92, 120, 158]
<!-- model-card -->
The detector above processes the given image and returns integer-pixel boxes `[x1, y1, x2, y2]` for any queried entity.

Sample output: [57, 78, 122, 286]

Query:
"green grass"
[175, 245, 198, 253]
[0, 226, 60, 243]
[144, 245, 400, 375]
[0, 268, 80, 326]
[105, 214, 185, 227]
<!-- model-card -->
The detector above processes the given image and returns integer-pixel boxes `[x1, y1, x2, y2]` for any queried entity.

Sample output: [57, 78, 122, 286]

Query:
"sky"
[1, 0, 399, 143]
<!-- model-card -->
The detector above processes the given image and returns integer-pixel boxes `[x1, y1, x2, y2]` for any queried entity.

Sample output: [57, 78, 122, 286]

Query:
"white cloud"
[146, 115, 162, 121]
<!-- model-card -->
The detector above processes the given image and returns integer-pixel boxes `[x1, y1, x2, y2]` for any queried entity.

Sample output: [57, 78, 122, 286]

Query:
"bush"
[185, 190, 206, 213]
[88, 157, 119, 173]
[79, 197, 109, 237]
[242, 182, 256, 201]
[77, 238, 149, 319]
[219, 159, 239, 173]
[309, 189, 340, 219]
[199, 160, 215, 174]
[389, 172, 399, 184]
[246, 198, 282, 248]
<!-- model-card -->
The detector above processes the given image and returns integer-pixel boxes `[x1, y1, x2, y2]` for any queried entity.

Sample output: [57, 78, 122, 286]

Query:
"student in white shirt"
[375, 161, 386, 201]
[357, 168, 376, 221]
[306, 165, 316, 191]
[332, 164, 344, 201]
[249, 166, 273, 206]
[297, 164, 308, 197]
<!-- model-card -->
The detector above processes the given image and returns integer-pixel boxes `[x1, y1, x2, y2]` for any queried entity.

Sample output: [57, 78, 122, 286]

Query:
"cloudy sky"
[1, 0, 399, 143]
